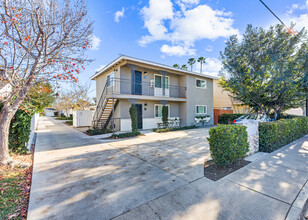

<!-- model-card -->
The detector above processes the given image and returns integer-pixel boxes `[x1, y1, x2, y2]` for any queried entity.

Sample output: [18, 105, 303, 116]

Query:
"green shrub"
[55, 117, 70, 120]
[53, 112, 59, 117]
[162, 105, 168, 127]
[259, 117, 308, 152]
[218, 113, 245, 124]
[86, 128, 112, 136]
[153, 125, 197, 133]
[65, 120, 73, 125]
[9, 108, 32, 154]
[111, 131, 140, 139]
[60, 113, 65, 117]
[129, 105, 138, 133]
[207, 125, 249, 166]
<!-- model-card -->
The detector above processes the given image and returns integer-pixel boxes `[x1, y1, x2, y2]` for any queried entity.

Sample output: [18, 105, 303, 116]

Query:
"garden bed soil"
[204, 159, 250, 181]
[0, 153, 33, 219]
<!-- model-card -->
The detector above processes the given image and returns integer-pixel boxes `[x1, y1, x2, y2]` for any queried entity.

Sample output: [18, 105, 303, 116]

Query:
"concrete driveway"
[28, 117, 308, 220]
[28, 117, 211, 220]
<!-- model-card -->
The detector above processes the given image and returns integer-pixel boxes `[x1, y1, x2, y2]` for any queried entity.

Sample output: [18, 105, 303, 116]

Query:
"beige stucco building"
[91, 55, 217, 131]
[213, 79, 250, 114]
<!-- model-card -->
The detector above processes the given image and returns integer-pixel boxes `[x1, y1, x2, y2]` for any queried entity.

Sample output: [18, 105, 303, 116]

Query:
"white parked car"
[233, 114, 272, 124]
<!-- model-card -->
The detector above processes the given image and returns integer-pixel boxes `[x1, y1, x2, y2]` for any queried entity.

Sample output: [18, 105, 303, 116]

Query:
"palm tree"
[181, 64, 188, 70]
[188, 58, 196, 71]
[173, 64, 180, 68]
[197, 57, 206, 73]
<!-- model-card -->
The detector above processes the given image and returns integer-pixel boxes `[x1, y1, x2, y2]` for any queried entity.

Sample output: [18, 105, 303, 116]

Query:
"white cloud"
[205, 45, 213, 52]
[285, 0, 308, 31]
[194, 58, 222, 76]
[160, 44, 196, 56]
[139, 1, 239, 56]
[139, 0, 174, 46]
[115, 7, 125, 23]
[95, 65, 106, 72]
[90, 35, 101, 50]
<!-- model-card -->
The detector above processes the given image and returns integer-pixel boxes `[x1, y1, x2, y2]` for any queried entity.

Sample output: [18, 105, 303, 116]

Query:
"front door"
[135, 104, 143, 129]
[134, 71, 142, 95]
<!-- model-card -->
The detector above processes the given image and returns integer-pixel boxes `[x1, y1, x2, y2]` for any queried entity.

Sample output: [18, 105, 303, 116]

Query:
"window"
[196, 79, 206, 88]
[154, 104, 170, 118]
[107, 72, 114, 87]
[155, 75, 169, 89]
[196, 105, 207, 114]
[155, 75, 162, 88]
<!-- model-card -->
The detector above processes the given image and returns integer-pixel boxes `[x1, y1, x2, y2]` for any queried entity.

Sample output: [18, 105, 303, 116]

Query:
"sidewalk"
[27, 117, 308, 220]
[113, 135, 308, 220]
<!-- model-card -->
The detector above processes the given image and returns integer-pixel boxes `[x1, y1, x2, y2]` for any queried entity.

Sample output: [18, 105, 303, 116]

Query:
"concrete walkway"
[28, 117, 308, 220]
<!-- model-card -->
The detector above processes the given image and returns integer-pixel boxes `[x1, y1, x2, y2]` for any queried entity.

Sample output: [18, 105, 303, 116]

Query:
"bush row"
[153, 125, 197, 133]
[259, 117, 308, 152]
[218, 113, 245, 124]
[111, 131, 141, 139]
[207, 125, 249, 166]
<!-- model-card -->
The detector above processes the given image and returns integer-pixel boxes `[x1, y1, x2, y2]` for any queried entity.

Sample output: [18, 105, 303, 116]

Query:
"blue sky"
[79, 0, 308, 97]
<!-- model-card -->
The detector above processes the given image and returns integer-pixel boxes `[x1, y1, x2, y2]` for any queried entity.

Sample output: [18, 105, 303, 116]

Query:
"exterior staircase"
[92, 82, 119, 130]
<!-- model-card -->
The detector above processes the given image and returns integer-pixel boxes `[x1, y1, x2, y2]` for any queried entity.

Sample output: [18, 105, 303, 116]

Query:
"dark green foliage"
[0, 103, 31, 154]
[86, 128, 112, 136]
[60, 113, 65, 117]
[259, 117, 308, 152]
[162, 105, 168, 127]
[65, 120, 73, 125]
[111, 131, 141, 139]
[129, 105, 138, 133]
[9, 109, 32, 154]
[53, 112, 59, 117]
[207, 125, 249, 166]
[220, 24, 307, 118]
[153, 125, 197, 133]
[218, 114, 245, 124]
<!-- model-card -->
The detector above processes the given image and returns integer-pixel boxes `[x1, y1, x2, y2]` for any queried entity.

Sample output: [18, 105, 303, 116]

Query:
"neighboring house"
[91, 55, 217, 131]
[44, 108, 57, 117]
[213, 79, 250, 114]
[285, 107, 306, 116]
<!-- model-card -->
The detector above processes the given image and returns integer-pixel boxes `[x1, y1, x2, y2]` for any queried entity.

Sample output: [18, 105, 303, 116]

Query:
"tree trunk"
[0, 105, 16, 164]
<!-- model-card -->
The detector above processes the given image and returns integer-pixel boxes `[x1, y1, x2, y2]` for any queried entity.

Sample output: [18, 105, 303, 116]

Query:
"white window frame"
[195, 78, 207, 89]
[154, 104, 170, 118]
[154, 74, 169, 89]
[195, 105, 207, 115]
[107, 72, 114, 87]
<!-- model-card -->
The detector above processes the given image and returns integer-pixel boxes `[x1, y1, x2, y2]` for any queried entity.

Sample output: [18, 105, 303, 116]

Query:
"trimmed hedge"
[259, 117, 308, 153]
[129, 105, 138, 133]
[207, 125, 249, 166]
[111, 131, 141, 139]
[153, 125, 197, 133]
[218, 113, 245, 124]
[86, 128, 112, 136]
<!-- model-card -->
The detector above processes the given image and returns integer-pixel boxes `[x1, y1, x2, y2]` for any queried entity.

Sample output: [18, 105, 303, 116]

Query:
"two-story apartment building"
[90, 55, 217, 131]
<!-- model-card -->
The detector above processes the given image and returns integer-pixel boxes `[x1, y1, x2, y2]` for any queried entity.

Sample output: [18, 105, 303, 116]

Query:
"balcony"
[106, 78, 186, 100]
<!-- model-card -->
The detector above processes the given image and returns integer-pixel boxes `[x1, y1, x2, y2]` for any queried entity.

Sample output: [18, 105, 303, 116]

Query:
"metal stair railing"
[92, 82, 108, 128]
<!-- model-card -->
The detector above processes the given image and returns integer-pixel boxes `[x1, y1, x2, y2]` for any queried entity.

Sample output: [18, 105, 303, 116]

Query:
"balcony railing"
[106, 78, 186, 99]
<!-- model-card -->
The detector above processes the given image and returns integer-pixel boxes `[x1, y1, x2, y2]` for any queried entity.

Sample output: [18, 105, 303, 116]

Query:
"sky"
[79, 0, 308, 98]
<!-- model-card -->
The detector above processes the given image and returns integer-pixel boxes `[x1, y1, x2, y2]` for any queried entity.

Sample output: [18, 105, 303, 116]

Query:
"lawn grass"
[0, 154, 33, 220]
[55, 117, 72, 120]
[64, 120, 73, 125]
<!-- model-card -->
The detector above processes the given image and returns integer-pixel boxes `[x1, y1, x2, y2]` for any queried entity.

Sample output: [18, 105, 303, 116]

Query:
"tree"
[197, 57, 206, 73]
[220, 24, 307, 119]
[181, 64, 188, 70]
[22, 83, 55, 113]
[71, 83, 91, 110]
[188, 58, 196, 71]
[0, 0, 92, 164]
[173, 64, 180, 68]
[54, 91, 74, 117]
[162, 105, 168, 128]
[129, 105, 138, 133]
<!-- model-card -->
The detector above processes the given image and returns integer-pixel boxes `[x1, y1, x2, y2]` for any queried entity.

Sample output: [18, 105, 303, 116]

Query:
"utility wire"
[258, 0, 306, 44]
